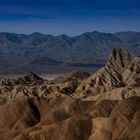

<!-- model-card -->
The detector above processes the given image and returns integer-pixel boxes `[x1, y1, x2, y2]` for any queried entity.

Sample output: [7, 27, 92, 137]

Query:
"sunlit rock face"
[0, 48, 140, 140]
[75, 47, 140, 100]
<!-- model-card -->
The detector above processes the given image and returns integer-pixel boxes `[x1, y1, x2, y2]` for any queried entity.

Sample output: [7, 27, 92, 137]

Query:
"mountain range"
[0, 31, 140, 74]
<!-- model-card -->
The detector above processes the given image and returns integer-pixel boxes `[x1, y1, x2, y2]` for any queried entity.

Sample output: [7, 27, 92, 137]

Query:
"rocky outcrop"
[75, 47, 140, 99]
[53, 70, 90, 84]
[0, 95, 140, 140]
[0, 47, 140, 139]
[0, 95, 116, 140]
[0, 72, 44, 86]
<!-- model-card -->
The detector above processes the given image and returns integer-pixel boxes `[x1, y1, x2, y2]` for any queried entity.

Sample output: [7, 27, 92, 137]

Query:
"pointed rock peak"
[25, 72, 43, 81]
[110, 47, 131, 60]
[69, 70, 90, 77]
[27, 72, 37, 76]
[0, 72, 44, 86]
[107, 47, 133, 68]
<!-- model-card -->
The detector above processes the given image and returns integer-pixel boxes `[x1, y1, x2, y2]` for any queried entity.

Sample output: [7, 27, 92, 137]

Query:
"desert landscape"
[0, 47, 140, 140]
[0, 0, 140, 139]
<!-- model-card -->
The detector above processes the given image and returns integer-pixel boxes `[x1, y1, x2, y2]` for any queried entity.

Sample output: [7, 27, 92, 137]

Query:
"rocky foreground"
[0, 47, 140, 140]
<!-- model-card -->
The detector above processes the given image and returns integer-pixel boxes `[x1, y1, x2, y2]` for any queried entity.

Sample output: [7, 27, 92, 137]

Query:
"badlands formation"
[0, 47, 140, 140]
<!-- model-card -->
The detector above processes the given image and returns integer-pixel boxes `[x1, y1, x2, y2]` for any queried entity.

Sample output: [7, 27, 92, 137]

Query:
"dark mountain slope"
[0, 31, 140, 74]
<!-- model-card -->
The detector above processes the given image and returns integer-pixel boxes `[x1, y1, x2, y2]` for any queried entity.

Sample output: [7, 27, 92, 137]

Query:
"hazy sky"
[0, 0, 140, 35]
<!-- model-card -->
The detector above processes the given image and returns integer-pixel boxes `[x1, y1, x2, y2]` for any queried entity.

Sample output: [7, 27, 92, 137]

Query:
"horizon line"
[0, 30, 140, 37]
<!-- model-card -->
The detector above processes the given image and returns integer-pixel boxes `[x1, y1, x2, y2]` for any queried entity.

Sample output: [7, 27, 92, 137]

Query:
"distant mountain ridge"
[0, 31, 140, 74]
